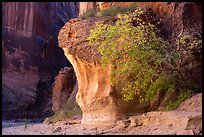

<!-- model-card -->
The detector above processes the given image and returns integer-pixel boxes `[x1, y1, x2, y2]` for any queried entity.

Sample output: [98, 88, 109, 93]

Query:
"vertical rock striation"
[2, 2, 79, 119]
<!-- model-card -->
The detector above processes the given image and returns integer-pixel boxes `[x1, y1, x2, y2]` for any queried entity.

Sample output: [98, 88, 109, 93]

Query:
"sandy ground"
[2, 114, 202, 135]
[2, 119, 179, 135]
[2, 93, 202, 135]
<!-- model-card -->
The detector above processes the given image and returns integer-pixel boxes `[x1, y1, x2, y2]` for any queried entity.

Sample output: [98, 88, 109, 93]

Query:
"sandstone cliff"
[79, 2, 202, 42]
[59, 2, 202, 124]
[2, 2, 79, 119]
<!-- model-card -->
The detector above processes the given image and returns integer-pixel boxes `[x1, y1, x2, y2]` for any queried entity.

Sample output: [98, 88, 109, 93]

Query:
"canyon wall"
[59, 2, 202, 124]
[2, 2, 79, 119]
[79, 2, 202, 40]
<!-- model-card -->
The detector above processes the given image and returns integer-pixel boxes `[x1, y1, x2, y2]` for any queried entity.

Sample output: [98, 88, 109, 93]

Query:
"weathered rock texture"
[79, 2, 202, 37]
[59, 2, 202, 124]
[2, 2, 79, 119]
[52, 67, 76, 113]
[58, 17, 149, 124]
[128, 93, 202, 135]
[79, 2, 97, 16]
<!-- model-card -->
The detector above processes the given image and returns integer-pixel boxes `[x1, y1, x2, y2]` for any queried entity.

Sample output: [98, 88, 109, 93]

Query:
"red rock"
[52, 67, 76, 113]
[2, 2, 79, 119]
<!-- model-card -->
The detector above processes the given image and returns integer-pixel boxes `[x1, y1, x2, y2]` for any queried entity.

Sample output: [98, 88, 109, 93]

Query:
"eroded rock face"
[52, 67, 76, 113]
[79, 2, 202, 42]
[79, 2, 96, 16]
[58, 17, 149, 125]
[2, 2, 79, 119]
[59, 2, 202, 124]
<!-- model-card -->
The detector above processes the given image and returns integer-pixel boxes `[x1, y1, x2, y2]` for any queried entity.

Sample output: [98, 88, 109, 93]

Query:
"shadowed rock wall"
[2, 2, 79, 119]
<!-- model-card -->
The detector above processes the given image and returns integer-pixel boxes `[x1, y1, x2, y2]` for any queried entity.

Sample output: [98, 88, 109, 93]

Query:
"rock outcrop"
[52, 67, 76, 113]
[59, 2, 202, 124]
[2, 2, 79, 119]
[58, 16, 150, 124]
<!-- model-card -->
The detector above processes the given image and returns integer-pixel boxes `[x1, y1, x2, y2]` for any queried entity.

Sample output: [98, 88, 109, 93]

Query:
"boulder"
[177, 93, 202, 112]
[52, 126, 62, 133]
[58, 15, 150, 124]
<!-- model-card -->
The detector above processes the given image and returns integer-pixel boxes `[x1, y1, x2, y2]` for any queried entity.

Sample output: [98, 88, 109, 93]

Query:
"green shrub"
[88, 8, 172, 102]
[164, 89, 193, 111]
[88, 8, 200, 104]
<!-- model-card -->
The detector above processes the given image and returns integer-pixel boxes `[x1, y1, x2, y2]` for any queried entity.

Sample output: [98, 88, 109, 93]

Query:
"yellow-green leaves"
[88, 8, 170, 102]
[88, 7, 199, 104]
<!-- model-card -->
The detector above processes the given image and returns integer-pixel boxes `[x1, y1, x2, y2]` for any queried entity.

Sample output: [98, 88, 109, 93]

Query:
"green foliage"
[79, 4, 138, 18]
[176, 33, 202, 55]
[174, 32, 202, 92]
[145, 74, 176, 102]
[164, 89, 193, 111]
[88, 7, 201, 105]
[88, 8, 172, 102]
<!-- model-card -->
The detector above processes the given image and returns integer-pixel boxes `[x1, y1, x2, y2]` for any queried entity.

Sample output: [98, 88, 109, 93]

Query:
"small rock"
[52, 127, 62, 133]
[117, 119, 131, 128]
[168, 123, 173, 128]
[43, 118, 52, 125]
[153, 127, 158, 130]
[129, 117, 142, 127]
[193, 129, 201, 135]
[65, 120, 80, 125]
[176, 130, 194, 135]
[142, 113, 147, 117]
[185, 115, 202, 132]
